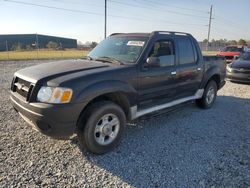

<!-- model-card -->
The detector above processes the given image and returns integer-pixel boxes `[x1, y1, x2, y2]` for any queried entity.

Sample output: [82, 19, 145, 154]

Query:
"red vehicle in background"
[217, 45, 244, 63]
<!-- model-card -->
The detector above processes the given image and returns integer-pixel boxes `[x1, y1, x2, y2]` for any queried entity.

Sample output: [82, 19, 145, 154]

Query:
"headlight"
[226, 65, 232, 73]
[37, 86, 73, 103]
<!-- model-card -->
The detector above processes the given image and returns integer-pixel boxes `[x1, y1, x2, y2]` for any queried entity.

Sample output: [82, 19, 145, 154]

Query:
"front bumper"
[10, 92, 87, 139]
[217, 55, 234, 63]
[226, 72, 250, 84]
[225, 59, 233, 63]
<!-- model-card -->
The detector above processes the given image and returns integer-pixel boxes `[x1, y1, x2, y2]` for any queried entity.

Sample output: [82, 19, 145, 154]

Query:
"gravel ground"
[0, 60, 250, 187]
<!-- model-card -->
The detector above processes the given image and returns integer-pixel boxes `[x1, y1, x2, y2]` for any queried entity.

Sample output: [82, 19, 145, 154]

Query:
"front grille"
[11, 77, 34, 101]
[225, 56, 234, 60]
[232, 68, 250, 74]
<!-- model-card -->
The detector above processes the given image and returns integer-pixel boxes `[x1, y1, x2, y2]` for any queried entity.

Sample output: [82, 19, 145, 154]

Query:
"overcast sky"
[0, 0, 249, 42]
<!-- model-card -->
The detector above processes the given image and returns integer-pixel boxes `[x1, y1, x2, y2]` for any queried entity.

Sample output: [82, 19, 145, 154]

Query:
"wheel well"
[77, 92, 131, 127]
[207, 74, 220, 89]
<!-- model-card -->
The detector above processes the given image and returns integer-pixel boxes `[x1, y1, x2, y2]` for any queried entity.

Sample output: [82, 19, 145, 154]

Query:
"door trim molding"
[130, 89, 204, 120]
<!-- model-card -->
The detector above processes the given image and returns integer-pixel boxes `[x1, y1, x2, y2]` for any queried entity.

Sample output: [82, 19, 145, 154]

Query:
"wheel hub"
[206, 87, 215, 104]
[94, 113, 120, 145]
[102, 124, 112, 135]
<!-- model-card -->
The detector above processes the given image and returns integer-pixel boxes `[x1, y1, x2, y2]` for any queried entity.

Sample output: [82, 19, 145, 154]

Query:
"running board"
[130, 89, 204, 120]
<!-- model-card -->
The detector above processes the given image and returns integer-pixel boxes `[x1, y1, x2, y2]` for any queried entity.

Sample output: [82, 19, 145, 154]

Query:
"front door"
[138, 39, 178, 108]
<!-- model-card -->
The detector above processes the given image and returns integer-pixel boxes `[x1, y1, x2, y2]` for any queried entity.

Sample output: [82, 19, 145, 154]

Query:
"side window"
[177, 37, 195, 65]
[148, 40, 175, 67]
[192, 42, 198, 63]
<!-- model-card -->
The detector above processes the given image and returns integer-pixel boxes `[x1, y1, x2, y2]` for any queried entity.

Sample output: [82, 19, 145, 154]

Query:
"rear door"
[175, 36, 203, 99]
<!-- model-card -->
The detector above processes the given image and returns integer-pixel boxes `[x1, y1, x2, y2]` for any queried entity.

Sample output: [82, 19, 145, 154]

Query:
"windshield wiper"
[81, 56, 93, 60]
[94, 56, 124, 65]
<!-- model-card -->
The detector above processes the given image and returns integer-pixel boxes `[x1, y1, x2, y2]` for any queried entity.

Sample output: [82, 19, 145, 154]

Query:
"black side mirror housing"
[234, 55, 239, 60]
[146, 57, 160, 67]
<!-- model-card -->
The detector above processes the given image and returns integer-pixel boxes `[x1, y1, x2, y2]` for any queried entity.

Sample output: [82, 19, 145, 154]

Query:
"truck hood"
[15, 59, 110, 84]
[231, 60, 250, 69]
[217, 51, 241, 56]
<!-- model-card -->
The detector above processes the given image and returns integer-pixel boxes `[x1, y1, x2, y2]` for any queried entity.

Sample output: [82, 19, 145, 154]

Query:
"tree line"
[203, 38, 249, 46]
[10, 41, 64, 51]
[9, 41, 98, 51]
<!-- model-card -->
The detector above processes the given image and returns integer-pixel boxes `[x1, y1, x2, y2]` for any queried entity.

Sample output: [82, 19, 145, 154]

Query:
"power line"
[212, 26, 249, 40]
[3, 0, 206, 26]
[213, 15, 250, 30]
[116, 0, 248, 36]
[211, 29, 239, 40]
[4, 0, 104, 16]
[208, 14, 250, 39]
[108, 0, 209, 19]
[140, 0, 209, 14]
[49, 0, 104, 8]
[39, 0, 131, 12]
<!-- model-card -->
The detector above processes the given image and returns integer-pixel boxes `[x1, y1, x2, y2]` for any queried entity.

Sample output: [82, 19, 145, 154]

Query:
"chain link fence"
[198, 42, 227, 52]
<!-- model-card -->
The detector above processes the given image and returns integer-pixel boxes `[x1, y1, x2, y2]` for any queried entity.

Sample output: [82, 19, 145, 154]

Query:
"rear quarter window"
[177, 37, 195, 65]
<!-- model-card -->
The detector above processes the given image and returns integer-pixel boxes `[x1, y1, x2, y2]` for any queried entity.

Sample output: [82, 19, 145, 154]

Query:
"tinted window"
[192, 42, 198, 62]
[240, 52, 250, 60]
[177, 37, 195, 65]
[149, 40, 175, 67]
[222, 46, 243, 52]
[88, 36, 148, 63]
[149, 41, 174, 57]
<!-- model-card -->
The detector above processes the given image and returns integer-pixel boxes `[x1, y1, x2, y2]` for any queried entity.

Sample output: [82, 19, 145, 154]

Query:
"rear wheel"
[77, 101, 126, 154]
[196, 80, 217, 109]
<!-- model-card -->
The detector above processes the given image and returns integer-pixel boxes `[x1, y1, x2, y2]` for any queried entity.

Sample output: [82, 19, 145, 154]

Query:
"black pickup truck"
[10, 31, 226, 154]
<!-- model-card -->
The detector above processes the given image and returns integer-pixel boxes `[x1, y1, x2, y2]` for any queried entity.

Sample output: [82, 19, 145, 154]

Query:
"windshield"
[88, 36, 148, 64]
[222, 46, 243, 52]
[240, 52, 250, 61]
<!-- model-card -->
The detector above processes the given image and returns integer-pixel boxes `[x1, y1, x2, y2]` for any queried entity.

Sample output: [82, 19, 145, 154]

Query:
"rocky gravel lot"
[0, 60, 250, 187]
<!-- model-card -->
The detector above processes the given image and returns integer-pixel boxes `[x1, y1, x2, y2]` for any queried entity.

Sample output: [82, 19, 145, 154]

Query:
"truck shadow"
[228, 80, 250, 86]
[71, 95, 250, 187]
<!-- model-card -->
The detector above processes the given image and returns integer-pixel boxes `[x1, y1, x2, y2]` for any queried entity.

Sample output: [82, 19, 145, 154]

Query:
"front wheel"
[196, 80, 218, 109]
[77, 101, 126, 154]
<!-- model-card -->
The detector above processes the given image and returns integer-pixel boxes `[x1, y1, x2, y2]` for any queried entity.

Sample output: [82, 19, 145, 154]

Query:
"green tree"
[238, 39, 247, 45]
[246, 40, 250, 47]
[91, 42, 98, 48]
[46, 41, 58, 49]
[203, 39, 208, 43]
[228, 40, 237, 45]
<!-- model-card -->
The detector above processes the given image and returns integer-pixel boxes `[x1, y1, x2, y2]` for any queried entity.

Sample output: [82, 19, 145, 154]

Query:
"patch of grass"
[0, 50, 89, 61]
[0, 49, 218, 61]
[202, 51, 218, 56]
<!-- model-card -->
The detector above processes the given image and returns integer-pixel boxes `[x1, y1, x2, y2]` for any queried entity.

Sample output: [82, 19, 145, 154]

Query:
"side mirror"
[234, 55, 239, 60]
[146, 57, 160, 67]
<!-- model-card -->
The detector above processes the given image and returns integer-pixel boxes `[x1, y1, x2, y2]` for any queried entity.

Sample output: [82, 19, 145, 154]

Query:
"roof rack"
[151, 31, 191, 36]
[109, 31, 192, 37]
[109, 33, 124, 36]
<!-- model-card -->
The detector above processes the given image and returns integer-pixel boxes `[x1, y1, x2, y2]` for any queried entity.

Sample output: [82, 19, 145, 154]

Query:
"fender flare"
[200, 66, 221, 89]
[75, 80, 138, 106]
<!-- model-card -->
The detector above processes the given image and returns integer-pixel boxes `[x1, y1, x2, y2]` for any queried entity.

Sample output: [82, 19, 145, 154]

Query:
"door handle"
[171, 71, 177, 75]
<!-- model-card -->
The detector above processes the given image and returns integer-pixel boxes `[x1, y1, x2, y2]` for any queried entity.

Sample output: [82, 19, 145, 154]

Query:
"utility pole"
[206, 5, 213, 51]
[104, 0, 107, 38]
[36, 33, 39, 59]
[36, 33, 39, 51]
[5, 40, 9, 60]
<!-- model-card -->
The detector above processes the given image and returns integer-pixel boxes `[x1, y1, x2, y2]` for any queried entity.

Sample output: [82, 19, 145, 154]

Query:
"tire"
[196, 80, 218, 109]
[77, 101, 126, 154]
